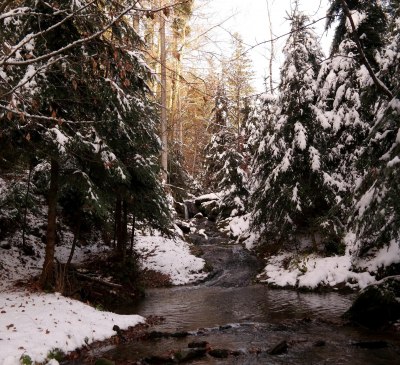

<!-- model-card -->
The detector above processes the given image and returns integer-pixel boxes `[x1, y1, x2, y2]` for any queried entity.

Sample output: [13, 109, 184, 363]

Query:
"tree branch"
[339, 0, 393, 99]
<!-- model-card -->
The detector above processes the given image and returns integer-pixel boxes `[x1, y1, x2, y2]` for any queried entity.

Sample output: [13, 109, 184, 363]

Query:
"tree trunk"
[130, 214, 135, 256]
[121, 199, 128, 259]
[115, 195, 122, 255]
[159, 0, 168, 182]
[22, 162, 33, 248]
[39, 159, 59, 289]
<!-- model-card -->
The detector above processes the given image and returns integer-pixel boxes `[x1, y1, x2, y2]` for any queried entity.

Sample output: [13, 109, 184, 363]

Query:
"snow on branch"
[339, 0, 393, 99]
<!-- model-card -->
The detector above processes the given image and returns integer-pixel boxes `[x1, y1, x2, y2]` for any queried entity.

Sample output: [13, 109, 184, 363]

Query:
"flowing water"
[100, 219, 400, 364]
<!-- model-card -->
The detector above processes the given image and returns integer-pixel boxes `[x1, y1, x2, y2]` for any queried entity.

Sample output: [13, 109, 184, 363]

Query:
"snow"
[229, 214, 250, 238]
[294, 122, 307, 150]
[47, 127, 69, 153]
[356, 239, 400, 272]
[134, 235, 207, 285]
[258, 252, 376, 290]
[0, 291, 144, 365]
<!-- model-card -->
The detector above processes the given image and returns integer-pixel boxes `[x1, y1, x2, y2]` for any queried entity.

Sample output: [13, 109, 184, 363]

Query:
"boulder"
[187, 341, 209, 348]
[268, 340, 288, 355]
[173, 348, 207, 363]
[208, 349, 230, 358]
[344, 276, 400, 328]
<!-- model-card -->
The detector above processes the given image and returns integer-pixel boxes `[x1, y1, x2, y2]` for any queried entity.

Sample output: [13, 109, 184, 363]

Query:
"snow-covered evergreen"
[251, 13, 340, 249]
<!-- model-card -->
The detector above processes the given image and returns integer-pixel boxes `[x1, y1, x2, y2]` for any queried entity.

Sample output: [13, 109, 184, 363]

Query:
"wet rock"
[94, 358, 115, 365]
[183, 200, 199, 219]
[194, 213, 203, 219]
[188, 341, 209, 348]
[147, 331, 169, 339]
[199, 200, 219, 221]
[231, 350, 245, 356]
[173, 348, 207, 363]
[351, 341, 388, 349]
[344, 276, 400, 328]
[176, 220, 190, 233]
[171, 331, 190, 338]
[143, 355, 174, 364]
[208, 349, 230, 358]
[187, 233, 207, 246]
[219, 324, 232, 330]
[268, 340, 288, 355]
[313, 340, 326, 347]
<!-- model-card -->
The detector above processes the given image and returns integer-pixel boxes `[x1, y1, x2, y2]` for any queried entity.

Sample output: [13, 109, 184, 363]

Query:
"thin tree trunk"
[22, 162, 33, 248]
[115, 195, 122, 255]
[121, 199, 128, 259]
[130, 214, 135, 256]
[159, 0, 168, 182]
[39, 159, 59, 289]
[66, 213, 81, 268]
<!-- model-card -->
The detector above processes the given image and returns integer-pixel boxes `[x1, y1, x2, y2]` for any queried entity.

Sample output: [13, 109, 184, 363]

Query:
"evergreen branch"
[0, 56, 66, 100]
[339, 0, 393, 99]
[1, 1, 96, 66]
[0, 1, 188, 67]
[0, 104, 98, 124]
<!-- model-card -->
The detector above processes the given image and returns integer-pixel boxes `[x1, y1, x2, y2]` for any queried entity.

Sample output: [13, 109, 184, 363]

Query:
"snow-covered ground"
[257, 233, 400, 290]
[0, 186, 207, 365]
[0, 291, 144, 365]
[135, 235, 207, 285]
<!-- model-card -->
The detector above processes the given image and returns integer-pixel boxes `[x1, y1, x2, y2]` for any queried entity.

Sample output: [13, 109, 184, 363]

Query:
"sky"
[195, 0, 334, 93]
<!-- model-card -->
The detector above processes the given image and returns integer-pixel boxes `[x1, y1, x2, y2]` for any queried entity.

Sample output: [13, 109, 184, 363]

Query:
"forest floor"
[0, 219, 208, 365]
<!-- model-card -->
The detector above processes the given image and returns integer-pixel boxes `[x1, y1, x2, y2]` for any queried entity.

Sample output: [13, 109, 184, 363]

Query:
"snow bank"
[135, 236, 207, 285]
[258, 252, 376, 290]
[0, 291, 144, 365]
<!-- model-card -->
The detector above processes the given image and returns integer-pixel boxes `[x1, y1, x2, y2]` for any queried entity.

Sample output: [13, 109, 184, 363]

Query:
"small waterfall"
[183, 201, 189, 220]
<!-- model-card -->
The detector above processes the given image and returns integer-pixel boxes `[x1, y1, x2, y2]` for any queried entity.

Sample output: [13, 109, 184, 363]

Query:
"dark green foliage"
[251, 14, 336, 248]
[327, 0, 387, 67]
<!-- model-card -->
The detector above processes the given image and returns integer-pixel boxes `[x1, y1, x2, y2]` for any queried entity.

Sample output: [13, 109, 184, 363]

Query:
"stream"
[98, 218, 400, 364]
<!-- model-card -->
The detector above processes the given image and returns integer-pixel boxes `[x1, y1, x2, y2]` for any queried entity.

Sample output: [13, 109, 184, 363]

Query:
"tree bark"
[115, 195, 122, 255]
[159, 0, 168, 182]
[39, 159, 59, 289]
[22, 162, 33, 248]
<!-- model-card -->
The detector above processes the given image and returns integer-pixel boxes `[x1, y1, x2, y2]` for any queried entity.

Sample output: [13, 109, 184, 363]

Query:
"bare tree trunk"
[39, 159, 59, 289]
[266, 0, 275, 94]
[159, 0, 168, 182]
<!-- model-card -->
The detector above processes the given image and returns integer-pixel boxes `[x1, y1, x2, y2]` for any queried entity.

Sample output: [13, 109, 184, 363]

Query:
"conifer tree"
[351, 4, 400, 260]
[0, 0, 170, 288]
[251, 13, 339, 250]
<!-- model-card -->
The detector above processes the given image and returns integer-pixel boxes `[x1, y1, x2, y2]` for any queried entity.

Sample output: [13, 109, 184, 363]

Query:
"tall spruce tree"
[351, 3, 400, 261]
[0, 0, 170, 288]
[251, 13, 341, 250]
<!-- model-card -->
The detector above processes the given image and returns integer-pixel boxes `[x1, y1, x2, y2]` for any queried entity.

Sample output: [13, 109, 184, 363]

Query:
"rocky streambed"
[68, 216, 400, 365]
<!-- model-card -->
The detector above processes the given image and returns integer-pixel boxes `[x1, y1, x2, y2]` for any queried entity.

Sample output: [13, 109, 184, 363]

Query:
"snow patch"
[134, 236, 207, 285]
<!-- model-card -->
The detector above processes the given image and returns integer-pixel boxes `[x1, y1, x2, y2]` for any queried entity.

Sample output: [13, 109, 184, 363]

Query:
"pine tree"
[351, 3, 400, 261]
[251, 13, 339, 250]
[203, 83, 231, 191]
[327, 0, 387, 68]
[0, 0, 170, 288]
